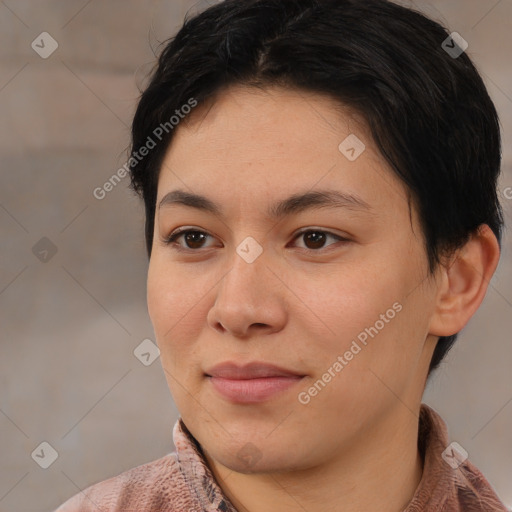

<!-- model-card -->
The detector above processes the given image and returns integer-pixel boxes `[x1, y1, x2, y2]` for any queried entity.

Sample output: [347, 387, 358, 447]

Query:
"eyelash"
[162, 228, 349, 253]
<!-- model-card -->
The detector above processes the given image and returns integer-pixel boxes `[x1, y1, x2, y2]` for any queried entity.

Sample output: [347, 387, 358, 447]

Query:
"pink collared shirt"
[55, 404, 508, 511]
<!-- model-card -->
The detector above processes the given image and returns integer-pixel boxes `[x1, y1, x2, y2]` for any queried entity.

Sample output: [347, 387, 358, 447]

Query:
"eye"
[163, 227, 349, 252]
[291, 229, 349, 251]
[163, 228, 215, 251]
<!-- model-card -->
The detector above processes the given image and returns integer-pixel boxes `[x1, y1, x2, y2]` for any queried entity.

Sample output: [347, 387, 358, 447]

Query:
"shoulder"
[451, 459, 510, 511]
[54, 452, 200, 512]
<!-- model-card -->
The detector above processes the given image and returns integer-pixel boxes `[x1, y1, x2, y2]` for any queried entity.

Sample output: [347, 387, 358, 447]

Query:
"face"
[147, 84, 439, 474]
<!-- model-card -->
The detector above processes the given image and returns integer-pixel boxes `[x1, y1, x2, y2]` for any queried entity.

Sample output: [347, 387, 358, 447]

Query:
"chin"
[216, 451, 287, 474]
[207, 438, 309, 475]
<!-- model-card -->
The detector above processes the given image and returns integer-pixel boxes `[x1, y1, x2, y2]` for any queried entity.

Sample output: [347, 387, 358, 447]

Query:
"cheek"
[146, 258, 204, 352]
[147, 259, 207, 402]
[296, 253, 430, 396]
[296, 262, 403, 352]
[147, 260, 170, 337]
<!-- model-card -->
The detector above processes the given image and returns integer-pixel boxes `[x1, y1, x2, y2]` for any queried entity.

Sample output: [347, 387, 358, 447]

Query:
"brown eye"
[164, 229, 213, 250]
[182, 231, 208, 249]
[163, 227, 349, 253]
[303, 231, 327, 249]
[293, 229, 348, 251]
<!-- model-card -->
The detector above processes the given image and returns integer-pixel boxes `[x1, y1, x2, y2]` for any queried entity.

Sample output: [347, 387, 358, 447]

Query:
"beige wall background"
[0, 1, 510, 511]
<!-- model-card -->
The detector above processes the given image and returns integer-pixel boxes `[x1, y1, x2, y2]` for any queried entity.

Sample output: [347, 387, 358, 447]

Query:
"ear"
[428, 224, 500, 337]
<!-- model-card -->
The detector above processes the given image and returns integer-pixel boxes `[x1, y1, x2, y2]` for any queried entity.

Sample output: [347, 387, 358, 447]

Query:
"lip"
[205, 361, 304, 379]
[205, 361, 306, 404]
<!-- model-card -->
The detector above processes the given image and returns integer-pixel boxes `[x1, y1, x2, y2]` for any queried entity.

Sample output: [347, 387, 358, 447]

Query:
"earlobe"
[428, 224, 500, 337]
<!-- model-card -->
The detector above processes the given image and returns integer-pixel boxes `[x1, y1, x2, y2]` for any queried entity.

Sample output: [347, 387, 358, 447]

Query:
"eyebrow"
[158, 188, 374, 219]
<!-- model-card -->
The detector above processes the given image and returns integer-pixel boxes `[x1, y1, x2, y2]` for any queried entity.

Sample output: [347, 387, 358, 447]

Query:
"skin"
[146, 84, 500, 512]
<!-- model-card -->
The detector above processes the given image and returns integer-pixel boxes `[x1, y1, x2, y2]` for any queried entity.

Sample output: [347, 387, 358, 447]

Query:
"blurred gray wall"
[0, 1, 510, 511]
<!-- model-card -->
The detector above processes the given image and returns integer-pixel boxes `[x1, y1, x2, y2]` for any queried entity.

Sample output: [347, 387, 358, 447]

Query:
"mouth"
[205, 361, 306, 404]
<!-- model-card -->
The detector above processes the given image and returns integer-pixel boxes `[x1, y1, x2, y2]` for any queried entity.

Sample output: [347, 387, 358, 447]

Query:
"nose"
[206, 244, 287, 339]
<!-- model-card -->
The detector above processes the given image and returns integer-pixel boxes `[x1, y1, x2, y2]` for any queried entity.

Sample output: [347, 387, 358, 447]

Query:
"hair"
[128, 0, 503, 378]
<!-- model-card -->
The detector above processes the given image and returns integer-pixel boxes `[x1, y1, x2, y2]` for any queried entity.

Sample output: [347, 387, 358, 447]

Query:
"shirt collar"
[405, 403, 456, 510]
[173, 417, 237, 511]
[172, 403, 493, 512]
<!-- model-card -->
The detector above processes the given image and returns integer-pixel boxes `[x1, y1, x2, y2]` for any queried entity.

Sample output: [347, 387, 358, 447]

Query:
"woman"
[56, 0, 508, 510]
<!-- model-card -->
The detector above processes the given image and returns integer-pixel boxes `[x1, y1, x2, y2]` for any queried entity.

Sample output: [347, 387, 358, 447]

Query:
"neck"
[203, 406, 424, 512]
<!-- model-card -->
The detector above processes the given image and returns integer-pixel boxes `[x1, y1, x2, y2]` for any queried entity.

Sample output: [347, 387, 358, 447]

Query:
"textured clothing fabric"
[55, 403, 508, 511]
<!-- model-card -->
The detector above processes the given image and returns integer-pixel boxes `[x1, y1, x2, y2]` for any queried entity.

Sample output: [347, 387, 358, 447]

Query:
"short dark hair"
[128, 0, 504, 377]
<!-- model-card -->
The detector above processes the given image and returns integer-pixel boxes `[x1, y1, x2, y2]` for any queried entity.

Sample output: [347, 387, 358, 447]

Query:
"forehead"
[157, 84, 409, 219]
